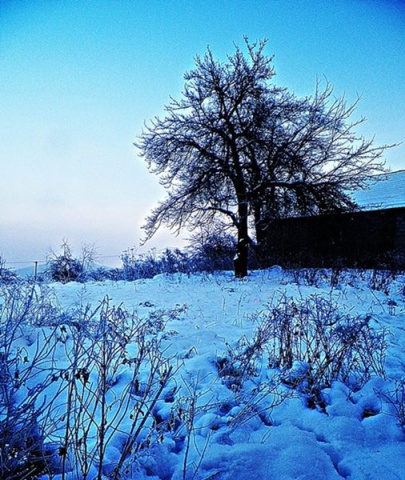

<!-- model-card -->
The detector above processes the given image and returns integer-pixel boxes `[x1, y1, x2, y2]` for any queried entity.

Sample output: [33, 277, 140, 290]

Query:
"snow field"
[1, 268, 404, 479]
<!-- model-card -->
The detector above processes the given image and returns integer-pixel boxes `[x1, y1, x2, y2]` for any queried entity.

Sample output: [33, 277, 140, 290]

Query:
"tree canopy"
[137, 39, 391, 277]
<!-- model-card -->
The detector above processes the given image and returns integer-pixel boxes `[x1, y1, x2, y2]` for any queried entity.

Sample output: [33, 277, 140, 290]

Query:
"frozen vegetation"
[1, 267, 404, 479]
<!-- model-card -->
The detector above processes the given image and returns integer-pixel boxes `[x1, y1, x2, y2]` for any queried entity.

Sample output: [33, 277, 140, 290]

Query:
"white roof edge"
[351, 169, 405, 210]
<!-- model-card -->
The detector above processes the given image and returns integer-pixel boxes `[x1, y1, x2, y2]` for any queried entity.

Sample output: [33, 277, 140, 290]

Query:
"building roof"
[351, 170, 405, 210]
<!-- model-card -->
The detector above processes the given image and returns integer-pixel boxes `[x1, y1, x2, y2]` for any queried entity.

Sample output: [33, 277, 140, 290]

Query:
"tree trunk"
[234, 204, 249, 278]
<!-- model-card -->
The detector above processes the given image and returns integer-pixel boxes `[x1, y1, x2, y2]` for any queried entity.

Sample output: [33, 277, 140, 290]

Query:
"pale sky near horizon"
[1, 0, 404, 267]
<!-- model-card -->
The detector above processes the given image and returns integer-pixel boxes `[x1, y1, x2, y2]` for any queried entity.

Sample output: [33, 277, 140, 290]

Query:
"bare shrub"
[377, 379, 405, 432]
[0, 284, 177, 479]
[225, 296, 388, 409]
[47, 241, 85, 283]
[121, 248, 190, 280]
[187, 227, 237, 273]
[0, 256, 18, 284]
[369, 268, 397, 295]
[216, 335, 267, 392]
[172, 377, 214, 480]
[271, 296, 387, 406]
[0, 283, 64, 478]
[45, 298, 178, 480]
[284, 267, 328, 288]
[215, 328, 291, 430]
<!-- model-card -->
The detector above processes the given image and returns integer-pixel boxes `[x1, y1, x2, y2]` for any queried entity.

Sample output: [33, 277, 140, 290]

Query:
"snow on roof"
[351, 169, 405, 210]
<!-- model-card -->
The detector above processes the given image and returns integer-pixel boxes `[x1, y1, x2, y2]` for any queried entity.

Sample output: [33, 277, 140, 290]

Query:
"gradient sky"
[1, 0, 404, 267]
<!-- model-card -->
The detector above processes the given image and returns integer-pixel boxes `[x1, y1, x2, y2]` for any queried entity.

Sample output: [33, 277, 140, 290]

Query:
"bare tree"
[137, 39, 391, 277]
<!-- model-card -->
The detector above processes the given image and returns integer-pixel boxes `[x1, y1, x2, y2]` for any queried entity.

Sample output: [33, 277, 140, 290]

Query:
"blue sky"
[1, 0, 404, 267]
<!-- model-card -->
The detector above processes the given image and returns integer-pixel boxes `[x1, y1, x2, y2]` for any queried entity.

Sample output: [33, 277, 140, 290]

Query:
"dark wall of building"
[263, 207, 405, 269]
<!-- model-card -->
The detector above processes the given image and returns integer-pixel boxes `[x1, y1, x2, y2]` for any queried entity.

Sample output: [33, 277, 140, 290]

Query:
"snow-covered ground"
[2, 268, 405, 479]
